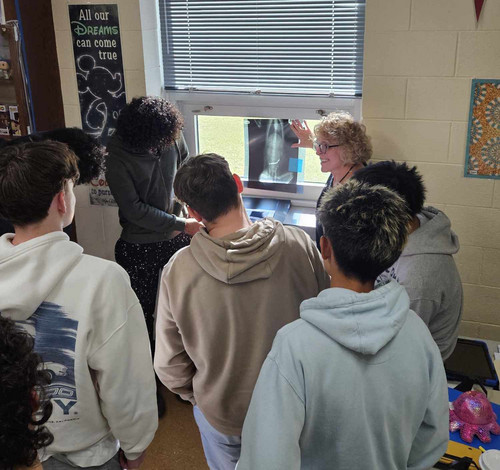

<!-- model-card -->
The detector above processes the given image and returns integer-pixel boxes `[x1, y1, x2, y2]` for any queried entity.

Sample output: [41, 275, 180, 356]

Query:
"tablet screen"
[445, 339, 496, 380]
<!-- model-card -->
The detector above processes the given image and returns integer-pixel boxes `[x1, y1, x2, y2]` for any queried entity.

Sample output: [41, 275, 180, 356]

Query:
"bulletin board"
[465, 79, 500, 179]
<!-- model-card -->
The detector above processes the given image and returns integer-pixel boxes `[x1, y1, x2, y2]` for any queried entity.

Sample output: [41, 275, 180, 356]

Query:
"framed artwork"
[465, 79, 500, 179]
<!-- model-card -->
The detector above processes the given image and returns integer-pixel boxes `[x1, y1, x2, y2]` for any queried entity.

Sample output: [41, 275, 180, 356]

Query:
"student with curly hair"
[0, 316, 53, 470]
[106, 97, 202, 345]
[0, 127, 106, 236]
[0, 127, 106, 185]
[106, 97, 202, 417]
[238, 180, 448, 470]
[290, 112, 372, 248]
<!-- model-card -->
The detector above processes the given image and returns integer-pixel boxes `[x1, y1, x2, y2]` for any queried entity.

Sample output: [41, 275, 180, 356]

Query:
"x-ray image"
[246, 118, 300, 193]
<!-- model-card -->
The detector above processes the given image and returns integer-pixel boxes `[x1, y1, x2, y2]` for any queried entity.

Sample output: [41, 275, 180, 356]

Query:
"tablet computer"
[444, 338, 499, 389]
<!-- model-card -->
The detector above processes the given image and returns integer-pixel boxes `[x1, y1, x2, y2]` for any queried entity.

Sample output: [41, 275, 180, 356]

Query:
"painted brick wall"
[50, 0, 162, 260]
[362, 0, 500, 340]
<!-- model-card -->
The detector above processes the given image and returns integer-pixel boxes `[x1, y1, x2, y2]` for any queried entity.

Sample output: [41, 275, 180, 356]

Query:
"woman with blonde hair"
[291, 111, 372, 247]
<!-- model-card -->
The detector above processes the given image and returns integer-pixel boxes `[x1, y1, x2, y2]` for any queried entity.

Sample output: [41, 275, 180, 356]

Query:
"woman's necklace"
[335, 164, 357, 186]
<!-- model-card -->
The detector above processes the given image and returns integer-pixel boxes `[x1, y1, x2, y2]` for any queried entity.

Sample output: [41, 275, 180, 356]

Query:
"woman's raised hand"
[290, 120, 313, 149]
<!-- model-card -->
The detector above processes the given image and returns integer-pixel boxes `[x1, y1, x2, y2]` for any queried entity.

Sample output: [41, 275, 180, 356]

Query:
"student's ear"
[187, 206, 203, 222]
[320, 236, 335, 276]
[233, 174, 244, 194]
[319, 235, 332, 261]
[55, 190, 67, 215]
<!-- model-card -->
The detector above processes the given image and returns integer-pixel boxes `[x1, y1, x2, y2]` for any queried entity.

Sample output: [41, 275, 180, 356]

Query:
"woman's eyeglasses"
[313, 140, 341, 154]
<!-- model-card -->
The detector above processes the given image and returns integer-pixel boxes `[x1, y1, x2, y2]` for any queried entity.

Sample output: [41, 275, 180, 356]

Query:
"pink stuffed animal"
[449, 390, 500, 443]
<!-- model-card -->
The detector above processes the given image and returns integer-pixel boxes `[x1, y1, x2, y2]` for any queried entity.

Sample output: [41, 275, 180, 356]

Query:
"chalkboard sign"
[69, 4, 126, 144]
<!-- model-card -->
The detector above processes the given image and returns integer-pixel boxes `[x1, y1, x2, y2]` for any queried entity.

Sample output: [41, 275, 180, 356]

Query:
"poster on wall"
[69, 4, 126, 205]
[245, 118, 302, 193]
[465, 79, 500, 179]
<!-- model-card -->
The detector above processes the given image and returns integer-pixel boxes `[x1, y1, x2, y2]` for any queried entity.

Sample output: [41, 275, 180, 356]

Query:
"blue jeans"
[193, 405, 241, 470]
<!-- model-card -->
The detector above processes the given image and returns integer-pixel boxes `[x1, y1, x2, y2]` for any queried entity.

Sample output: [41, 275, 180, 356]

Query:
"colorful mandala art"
[468, 155, 480, 173]
[481, 137, 500, 170]
[466, 80, 500, 178]
[485, 97, 500, 130]
[471, 117, 483, 145]
[474, 84, 488, 106]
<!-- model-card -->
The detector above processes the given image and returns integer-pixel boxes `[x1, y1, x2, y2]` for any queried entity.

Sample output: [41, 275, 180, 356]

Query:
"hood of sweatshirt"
[0, 232, 83, 320]
[404, 207, 459, 257]
[106, 134, 159, 161]
[189, 218, 285, 285]
[300, 280, 409, 355]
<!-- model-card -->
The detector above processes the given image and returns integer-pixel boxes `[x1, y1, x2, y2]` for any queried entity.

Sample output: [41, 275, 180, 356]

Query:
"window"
[197, 116, 324, 183]
[159, 0, 366, 97]
[158, 1, 366, 203]
[169, 96, 361, 203]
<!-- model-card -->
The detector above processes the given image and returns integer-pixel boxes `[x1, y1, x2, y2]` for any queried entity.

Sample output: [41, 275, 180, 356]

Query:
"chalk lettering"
[76, 39, 91, 48]
[78, 9, 91, 21]
[71, 22, 119, 36]
[94, 39, 117, 48]
[95, 11, 110, 21]
[98, 51, 118, 60]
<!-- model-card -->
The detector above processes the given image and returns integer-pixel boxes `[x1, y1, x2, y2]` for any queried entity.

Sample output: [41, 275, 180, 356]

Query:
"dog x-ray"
[246, 119, 301, 193]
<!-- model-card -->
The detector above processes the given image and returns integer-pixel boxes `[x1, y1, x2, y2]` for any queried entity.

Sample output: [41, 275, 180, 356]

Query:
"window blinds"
[159, 0, 366, 97]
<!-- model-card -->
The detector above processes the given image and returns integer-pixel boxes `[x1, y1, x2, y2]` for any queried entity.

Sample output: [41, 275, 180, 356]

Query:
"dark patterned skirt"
[115, 233, 191, 343]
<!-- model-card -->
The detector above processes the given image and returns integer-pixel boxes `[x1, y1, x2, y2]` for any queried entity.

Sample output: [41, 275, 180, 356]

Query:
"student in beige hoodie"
[154, 153, 330, 470]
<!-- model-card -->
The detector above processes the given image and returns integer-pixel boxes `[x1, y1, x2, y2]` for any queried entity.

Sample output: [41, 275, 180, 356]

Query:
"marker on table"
[479, 446, 486, 453]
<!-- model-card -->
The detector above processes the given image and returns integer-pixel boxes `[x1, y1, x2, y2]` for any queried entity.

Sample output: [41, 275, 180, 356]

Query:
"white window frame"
[165, 90, 362, 207]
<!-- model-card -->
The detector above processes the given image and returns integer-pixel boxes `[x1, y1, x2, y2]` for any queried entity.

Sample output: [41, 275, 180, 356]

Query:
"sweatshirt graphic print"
[20, 302, 79, 419]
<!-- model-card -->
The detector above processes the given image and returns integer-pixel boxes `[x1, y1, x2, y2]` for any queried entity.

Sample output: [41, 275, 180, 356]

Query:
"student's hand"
[184, 218, 203, 236]
[119, 449, 146, 469]
[290, 119, 313, 149]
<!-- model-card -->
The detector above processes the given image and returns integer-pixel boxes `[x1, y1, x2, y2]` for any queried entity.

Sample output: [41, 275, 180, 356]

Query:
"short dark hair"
[352, 161, 426, 217]
[0, 141, 79, 226]
[174, 153, 239, 222]
[0, 316, 53, 469]
[115, 96, 184, 154]
[0, 128, 106, 185]
[318, 180, 411, 283]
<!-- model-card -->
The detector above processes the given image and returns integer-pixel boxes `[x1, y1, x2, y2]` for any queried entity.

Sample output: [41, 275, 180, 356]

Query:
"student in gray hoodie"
[154, 153, 330, 470]
[353, 161, 463, 360]
[238, 180, 449, 470]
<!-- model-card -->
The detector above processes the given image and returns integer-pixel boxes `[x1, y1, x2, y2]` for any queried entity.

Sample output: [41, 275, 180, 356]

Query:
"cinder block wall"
[51, 0, 162, 260]
[50, 0, 500, 339]
[362, 0, 500, 339]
